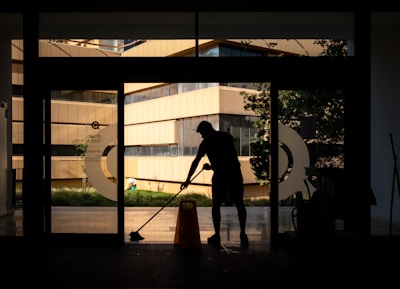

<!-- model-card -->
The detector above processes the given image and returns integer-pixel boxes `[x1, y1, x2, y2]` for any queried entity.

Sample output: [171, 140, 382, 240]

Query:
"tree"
[241, 83, 272, 185]
[314, 39, 348, 57]
[72, 132, 97, 191]
[242, 39, 347, 186]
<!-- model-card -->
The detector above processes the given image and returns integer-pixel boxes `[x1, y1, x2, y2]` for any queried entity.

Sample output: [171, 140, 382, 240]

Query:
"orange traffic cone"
[174, 200, 202, 250]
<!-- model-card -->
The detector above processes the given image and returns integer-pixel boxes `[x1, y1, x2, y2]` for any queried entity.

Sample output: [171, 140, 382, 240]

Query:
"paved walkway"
[3, 206, 295, 245]
[1, 205, 399, 241]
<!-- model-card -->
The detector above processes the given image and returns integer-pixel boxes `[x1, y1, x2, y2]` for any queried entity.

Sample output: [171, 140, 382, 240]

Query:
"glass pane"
[39, 38, 348, 58]
[50, 90, 118, 234]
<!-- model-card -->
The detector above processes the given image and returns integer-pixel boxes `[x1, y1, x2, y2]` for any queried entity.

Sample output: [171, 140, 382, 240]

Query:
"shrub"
[50, 188, 271, 207]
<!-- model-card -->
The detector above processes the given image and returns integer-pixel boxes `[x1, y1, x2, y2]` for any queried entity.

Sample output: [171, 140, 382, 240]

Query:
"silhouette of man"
[180, 120, 248, 247]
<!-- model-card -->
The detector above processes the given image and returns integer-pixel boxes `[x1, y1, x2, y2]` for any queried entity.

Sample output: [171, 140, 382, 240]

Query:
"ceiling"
[0, 10, 356, 40]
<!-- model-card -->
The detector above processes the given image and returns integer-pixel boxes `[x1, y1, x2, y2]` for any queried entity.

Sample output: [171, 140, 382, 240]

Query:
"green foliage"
[72, 132, 97, 174]
[51, 187, 117, 206]
[248, 136, 271, 185]
[242, 83, 272, 185]
[278, 89, 345, 144]
[241, 40, 347, 185]
[125, 191, 214, 207]
[50, 188, 271, 207]
[314, 39, 348, 57]
[244, 198, 270, 206]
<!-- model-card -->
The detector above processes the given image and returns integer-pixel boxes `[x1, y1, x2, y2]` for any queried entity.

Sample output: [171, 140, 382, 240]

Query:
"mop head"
[130, 231, 145, 241]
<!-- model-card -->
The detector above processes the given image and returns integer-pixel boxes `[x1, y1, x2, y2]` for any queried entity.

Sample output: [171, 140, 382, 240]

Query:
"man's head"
[196, 121, 214, 137]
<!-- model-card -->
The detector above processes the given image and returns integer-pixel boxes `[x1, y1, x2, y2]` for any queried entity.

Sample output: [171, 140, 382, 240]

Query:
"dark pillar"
[22, 11, 45, 239]
[344, 11, 371, 236]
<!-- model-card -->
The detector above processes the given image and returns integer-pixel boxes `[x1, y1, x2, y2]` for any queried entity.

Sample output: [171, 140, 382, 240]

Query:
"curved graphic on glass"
[278, 122, 316, 200]
[85, 123, 118, 201]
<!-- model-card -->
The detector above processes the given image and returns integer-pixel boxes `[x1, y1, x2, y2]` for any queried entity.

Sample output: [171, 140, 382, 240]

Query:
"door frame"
[38, 56, 356, 245]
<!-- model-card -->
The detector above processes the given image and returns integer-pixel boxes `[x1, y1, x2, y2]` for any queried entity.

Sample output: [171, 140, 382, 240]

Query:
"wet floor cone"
[174, 200, 202, 250]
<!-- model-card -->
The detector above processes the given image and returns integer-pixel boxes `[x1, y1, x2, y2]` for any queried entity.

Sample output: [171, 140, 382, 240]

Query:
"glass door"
[49, 89, 120, 238]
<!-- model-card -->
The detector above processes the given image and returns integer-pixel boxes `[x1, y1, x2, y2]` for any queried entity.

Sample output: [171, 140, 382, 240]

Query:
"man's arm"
[180, 156, 202, 189]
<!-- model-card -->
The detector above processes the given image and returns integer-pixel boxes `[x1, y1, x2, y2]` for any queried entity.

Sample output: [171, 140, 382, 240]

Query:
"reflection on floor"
[1, 206, 399, 244]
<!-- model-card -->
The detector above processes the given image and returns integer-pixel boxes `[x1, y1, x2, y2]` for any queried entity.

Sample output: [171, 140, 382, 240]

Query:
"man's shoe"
[207, 234, 221, 246]
[240, 233, 249, 247]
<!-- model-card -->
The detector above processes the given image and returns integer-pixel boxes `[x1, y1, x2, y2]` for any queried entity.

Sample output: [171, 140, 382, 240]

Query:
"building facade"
[10, 38, 323, 202]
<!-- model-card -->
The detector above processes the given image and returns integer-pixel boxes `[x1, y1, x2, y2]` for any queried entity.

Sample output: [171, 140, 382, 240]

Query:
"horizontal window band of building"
[13, 83, 258, 104]
[12, 114, 259, 156]
[125, 82, 258, 104]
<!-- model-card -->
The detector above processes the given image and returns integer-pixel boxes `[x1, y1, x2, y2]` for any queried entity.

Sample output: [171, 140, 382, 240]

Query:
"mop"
[129, 166, 206, 241]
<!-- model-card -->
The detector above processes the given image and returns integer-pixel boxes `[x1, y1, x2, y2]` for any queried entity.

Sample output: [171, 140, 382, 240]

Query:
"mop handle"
[135, 168, 204, 232]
